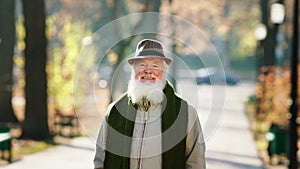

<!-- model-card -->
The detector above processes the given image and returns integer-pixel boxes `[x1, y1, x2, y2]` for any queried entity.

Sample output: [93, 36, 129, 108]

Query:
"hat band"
[137, 50, 165, 58]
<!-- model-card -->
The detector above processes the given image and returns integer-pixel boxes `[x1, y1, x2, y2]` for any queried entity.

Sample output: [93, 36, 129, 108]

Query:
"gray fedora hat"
[127, 39, 173, 65]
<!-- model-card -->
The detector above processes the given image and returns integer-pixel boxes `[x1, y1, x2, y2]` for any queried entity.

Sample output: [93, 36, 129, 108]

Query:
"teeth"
[143, 73, 154, 79]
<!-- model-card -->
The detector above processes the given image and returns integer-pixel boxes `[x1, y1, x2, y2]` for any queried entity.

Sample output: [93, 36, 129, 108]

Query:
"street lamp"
[254, 24, 267, 41]
[270, 1, 285, 65]
[254, 23, 267, 71]
[270, 2, 286, 67]
[270, 3, 285, 25]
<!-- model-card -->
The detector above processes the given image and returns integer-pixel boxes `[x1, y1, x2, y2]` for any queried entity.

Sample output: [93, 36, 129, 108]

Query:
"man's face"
[133, 58, 164, 84]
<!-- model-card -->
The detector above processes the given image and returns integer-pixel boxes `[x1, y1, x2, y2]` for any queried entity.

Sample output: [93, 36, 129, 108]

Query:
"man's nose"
[144, 67, 152, 74]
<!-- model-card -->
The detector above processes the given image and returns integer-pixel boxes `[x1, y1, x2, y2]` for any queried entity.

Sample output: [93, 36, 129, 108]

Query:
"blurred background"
[0, 0, 299, 168]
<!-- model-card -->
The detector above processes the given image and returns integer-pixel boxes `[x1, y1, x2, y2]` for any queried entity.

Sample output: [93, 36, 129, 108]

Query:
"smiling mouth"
[141, 76, 155, 80]
[141, 74, 156, 81]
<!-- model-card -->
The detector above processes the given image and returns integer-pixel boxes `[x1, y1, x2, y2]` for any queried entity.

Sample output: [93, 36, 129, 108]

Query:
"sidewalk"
[192, 82, 264, 169]
[0, 137, 96, 169]
[0, 82, 265, 169]
[204, 84, 264, 168]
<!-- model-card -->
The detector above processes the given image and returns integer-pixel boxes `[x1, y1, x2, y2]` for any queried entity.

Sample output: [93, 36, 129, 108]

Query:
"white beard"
[128, 77, 166, 105]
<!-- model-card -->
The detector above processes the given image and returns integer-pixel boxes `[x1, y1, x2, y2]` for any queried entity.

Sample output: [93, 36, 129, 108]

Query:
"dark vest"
[104, 82, 188, 169]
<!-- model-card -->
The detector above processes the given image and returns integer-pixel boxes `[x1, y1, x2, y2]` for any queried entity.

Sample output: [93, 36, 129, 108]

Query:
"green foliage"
[13, 17, 26, 89]
[43, 0, 261, 113]
[47, 14, 93, 113]
[237, 33, 257, 57]
[12, 141, 53, 158]
[227, 1, 260, 59]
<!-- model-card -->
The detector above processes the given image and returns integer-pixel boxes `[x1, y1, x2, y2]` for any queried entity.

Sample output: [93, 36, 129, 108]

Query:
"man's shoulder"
[187, 104, 199, 120]
[187, 104, 197, 114]
[111, 93, 128, 105]
[105, 93, 128, 116]
[174, 93, 195, 111]
[173, 93, 198, 116]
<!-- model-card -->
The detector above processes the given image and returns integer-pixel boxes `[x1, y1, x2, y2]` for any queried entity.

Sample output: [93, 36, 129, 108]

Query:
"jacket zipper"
[137, 110, 148, 169]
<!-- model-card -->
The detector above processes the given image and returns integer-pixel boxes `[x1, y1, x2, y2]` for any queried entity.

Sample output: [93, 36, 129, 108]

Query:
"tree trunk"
[21, 0, 51, 140]
[0, 0, 19, 125]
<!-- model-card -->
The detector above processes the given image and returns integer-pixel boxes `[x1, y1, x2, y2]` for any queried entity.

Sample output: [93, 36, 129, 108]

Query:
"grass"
[256, 139, 268, 150]
[10, 134, 82, 159]
[12, 140, 54, 159]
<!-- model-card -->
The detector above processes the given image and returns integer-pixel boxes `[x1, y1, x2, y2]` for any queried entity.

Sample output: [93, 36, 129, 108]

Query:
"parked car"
[195, 67, 239, 85]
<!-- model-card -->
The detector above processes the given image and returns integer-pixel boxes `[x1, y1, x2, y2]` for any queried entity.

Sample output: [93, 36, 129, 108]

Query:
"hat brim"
[127, 56, 173, 65]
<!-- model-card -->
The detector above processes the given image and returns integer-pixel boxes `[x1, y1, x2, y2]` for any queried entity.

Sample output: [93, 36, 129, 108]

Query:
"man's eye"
[152, 64, 161, 69]
[139, 63, 146, 67]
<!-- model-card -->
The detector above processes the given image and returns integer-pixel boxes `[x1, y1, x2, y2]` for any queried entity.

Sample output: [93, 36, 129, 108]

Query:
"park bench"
[54, 111, 80, 137]
[0, 128, 12, 163]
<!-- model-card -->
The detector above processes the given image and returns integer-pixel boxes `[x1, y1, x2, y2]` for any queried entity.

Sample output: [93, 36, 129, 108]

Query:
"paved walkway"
[0, 137, 95, 169]
[0, 82, 264, 169]
[203, 84, 264, 169]
[182, 81, 264, 169]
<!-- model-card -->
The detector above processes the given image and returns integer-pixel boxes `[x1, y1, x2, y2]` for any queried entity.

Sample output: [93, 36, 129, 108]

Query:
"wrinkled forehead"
[133, 58, 164, 65]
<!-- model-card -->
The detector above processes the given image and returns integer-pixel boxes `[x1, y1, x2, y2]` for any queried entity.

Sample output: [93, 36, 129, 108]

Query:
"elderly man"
[94, 39, 206, 169]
